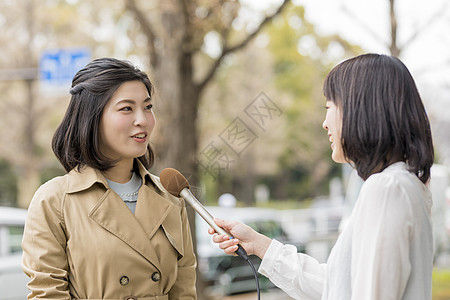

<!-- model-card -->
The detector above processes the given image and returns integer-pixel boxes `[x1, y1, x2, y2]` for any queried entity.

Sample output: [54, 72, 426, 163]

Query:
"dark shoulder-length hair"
[52, 57, 155, 173]
[323, 53, 434, 183]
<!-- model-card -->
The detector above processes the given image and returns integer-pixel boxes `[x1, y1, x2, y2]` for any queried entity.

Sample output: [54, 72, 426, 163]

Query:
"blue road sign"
[39, 48, 91, 89]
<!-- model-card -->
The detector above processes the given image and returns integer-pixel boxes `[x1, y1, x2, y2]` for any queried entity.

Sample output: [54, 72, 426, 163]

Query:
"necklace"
[119, 191, 139, 197]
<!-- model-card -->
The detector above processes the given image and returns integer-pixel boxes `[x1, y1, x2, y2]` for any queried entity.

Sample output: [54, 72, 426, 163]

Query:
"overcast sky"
[243, 0, 450, 86]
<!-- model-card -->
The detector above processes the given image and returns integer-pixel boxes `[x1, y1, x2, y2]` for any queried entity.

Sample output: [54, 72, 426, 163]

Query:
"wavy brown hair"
[323, 54, 434, 183]
[52, 58, 155, 172]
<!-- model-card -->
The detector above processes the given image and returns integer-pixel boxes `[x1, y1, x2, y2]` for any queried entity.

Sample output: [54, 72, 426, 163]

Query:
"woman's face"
[99, 80, 155, 163]
[322, 100, 346, 163]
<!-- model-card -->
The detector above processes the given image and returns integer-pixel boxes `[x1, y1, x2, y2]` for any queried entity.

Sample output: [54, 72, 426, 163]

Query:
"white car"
[0, 206, 29, 300]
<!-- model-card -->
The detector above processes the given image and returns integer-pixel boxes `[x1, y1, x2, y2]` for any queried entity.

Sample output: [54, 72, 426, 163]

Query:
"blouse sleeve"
[21, 181, 70, 299]
[258, 239, 326, 300]
[351, 174, 413, 299]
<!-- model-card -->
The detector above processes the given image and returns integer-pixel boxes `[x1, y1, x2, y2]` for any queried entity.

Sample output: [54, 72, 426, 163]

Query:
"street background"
[0, 0, 449, 299]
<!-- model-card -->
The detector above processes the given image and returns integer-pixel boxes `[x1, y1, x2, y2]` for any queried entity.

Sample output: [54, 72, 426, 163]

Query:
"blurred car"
[428, 164, 450, 257]
[309, 196, 343, 236]
[195, 206, 305, 296]
[0, 206, 29, 300]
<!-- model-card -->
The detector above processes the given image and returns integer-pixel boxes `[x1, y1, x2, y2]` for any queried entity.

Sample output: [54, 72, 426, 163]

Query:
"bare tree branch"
[216, 6, 236, 48]
[340, 4, 389, 49]
[178, 0, 198, 53]
[125, 0, 158, 66]
[389, 0, 399, 56]
[401, 1, 450, 50]
[180, 0, 190, 23]
[197, 0, 291, 92]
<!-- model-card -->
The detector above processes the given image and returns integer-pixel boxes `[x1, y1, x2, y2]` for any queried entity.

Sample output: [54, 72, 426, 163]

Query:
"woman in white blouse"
[209, 53, 434, 300]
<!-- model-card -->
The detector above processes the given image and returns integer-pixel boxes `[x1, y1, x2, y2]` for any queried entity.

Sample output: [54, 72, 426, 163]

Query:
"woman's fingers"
[209, 218, 249, 256]
[212, 234, 228, 243]
[224, 244, 239, 255]
[219, 238, 239, 250]
[219, 239, 239, 255]
[211, 233, 239, 253]
[212, 234, 239, 245]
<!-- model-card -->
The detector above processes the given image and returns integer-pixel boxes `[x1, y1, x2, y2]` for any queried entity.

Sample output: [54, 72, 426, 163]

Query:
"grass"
[433, 268, 450, 300]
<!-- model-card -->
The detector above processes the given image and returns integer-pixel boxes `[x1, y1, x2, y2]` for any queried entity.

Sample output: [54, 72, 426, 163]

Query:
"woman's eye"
[145, 104, 153, 110]
[120, 107, 132, 111]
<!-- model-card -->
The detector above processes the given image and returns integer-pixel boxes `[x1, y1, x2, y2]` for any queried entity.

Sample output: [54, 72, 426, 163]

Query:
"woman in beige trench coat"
[22, 58, 197, 299]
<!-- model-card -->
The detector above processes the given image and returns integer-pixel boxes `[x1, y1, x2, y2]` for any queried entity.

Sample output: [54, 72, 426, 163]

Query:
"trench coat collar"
[65, 162, 180, 273]
[66, 161, 161, 194]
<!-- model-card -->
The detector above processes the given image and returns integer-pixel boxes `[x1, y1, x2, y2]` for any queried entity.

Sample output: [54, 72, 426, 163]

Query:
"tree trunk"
[145, 5, 206, 298]
[150, 5, 199, 180]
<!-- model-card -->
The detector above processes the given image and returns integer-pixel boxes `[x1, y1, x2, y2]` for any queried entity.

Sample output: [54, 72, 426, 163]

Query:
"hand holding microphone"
[159, 168, 254, 259]
[159, 168, 271, 259]
[208, 218, 271, 259]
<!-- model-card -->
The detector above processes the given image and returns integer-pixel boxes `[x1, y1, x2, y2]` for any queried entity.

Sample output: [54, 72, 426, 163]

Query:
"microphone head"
[159, 168, 190, 197]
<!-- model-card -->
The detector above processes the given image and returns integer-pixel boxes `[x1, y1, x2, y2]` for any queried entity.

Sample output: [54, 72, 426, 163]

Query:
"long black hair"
[323, 53, 434, 183]
[52, 57, 155, 172]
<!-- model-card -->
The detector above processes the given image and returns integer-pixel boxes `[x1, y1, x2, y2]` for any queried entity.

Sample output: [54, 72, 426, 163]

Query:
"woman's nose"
[134, 110, 148, 126]
[322, 119, 328, 130]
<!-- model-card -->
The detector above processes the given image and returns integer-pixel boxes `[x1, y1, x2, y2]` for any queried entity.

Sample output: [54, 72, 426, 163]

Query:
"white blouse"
[259, 162, 433, 300]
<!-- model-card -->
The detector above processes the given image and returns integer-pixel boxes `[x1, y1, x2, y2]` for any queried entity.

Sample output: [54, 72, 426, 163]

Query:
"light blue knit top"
[106, 172, 142, 214]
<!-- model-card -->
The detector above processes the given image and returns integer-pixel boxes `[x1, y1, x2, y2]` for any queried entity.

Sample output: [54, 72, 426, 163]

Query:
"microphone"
[159, 168, 248, 259]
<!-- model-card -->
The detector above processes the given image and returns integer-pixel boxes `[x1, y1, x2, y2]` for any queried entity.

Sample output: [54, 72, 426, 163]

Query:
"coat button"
[151, 272, 161, 282]
[119, 275, 130, 286]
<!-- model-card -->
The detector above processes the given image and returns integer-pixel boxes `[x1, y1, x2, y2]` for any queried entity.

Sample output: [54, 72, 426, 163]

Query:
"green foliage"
[0, 160, 66, 207]
[262, 4, 349, 200]
[432, 268, 450, 299]
[268, 7, 327, 97]
[0, 160, 17, 207]
[40, 165, 66, 184]
[199, 169, 219, 205]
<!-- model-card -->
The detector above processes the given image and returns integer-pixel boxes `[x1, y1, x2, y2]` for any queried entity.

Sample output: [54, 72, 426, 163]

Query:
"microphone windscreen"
[160, 168, 190, 197]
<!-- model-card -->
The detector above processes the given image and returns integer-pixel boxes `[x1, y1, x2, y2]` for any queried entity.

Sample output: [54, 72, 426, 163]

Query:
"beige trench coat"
[22, 162, 196, 299]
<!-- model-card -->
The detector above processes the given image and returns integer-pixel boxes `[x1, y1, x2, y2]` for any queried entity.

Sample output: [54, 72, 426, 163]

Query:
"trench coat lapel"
[133, 163, 182, 249]
[88, 188, 164, 273]
[134, 184, 174, 240]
